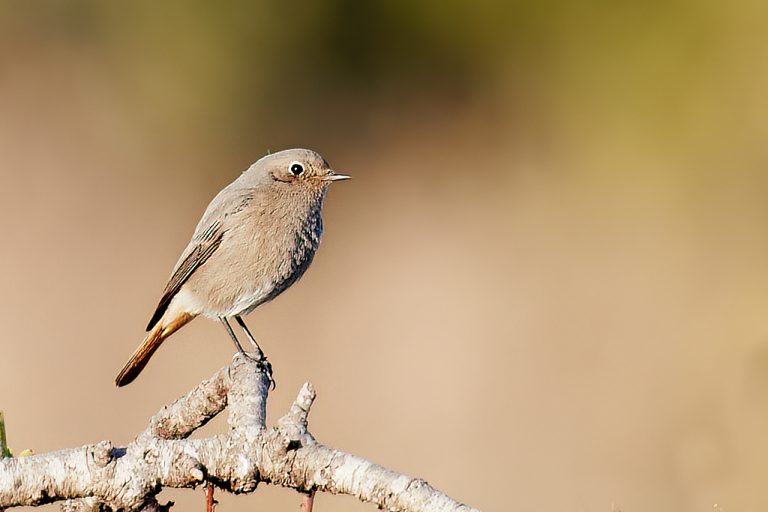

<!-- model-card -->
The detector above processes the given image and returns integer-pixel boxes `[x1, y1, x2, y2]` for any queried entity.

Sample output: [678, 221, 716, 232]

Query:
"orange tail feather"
[115, 312, 195, 387]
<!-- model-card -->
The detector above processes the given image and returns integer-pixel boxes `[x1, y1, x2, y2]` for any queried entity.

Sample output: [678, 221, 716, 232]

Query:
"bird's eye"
[289, 162, 305, 176]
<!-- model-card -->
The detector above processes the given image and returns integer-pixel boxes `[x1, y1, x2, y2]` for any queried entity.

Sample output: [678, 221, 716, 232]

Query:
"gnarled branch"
[0, 356, 478, 512]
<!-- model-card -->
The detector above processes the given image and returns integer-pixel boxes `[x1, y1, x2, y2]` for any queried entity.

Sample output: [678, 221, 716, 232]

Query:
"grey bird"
[115, 148, 350, 387]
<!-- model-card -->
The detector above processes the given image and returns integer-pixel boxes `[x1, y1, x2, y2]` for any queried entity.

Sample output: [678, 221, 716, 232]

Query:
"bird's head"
[251, 148, 350, 190]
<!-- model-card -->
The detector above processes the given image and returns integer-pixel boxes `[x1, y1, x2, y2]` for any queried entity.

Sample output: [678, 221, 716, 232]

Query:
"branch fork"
[0, 356, 478, 512]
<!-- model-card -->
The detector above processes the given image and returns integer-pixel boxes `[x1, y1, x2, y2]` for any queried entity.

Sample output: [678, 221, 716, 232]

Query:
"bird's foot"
[239, 350, 276, 390]
[259, 358, 276, 391]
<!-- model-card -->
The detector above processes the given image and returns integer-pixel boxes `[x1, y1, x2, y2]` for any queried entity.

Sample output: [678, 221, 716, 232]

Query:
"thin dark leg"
[224, 315, 275, 389]
[234, 315, 266, 360]
[219, 317, 259, 362]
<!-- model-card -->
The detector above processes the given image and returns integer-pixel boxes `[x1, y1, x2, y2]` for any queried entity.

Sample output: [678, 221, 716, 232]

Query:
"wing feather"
[144, 181, 255, 331]
[145, 220, 225, 330]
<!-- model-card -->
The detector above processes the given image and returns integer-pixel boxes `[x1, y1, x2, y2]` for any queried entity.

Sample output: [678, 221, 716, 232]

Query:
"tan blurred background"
[1, 1, 768, 511]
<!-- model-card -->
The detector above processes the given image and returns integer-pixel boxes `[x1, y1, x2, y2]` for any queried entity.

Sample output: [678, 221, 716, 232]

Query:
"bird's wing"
[146, 184, 254, 331]
[145, 220, 224, 330]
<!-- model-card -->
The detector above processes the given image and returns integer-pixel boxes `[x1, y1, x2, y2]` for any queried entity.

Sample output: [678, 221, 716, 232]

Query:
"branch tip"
[298, 382, 317, 410]
[278, 382, 317, 432]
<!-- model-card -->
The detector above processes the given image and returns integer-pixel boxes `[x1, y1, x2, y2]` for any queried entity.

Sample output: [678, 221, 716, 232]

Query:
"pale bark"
[0, 356, 478, 512]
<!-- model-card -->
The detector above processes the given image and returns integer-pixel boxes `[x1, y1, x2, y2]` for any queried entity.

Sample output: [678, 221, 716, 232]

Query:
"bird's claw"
[258, 358, 276, 391]
[239, 351, 276, 390]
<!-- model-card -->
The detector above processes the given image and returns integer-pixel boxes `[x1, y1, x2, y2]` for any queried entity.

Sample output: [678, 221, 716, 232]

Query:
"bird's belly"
[226, 285, 274, 316]
[192, 277, 276, 319]
[189, 206, 321, 319]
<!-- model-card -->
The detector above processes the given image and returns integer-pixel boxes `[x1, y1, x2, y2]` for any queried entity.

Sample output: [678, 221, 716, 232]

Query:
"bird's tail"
[115, 312, 195, 387]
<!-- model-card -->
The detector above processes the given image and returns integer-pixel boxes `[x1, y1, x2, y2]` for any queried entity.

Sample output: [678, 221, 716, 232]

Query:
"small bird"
[115, 148, 350, 387]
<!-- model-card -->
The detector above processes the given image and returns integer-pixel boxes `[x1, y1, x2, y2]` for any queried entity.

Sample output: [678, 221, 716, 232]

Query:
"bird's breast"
[193, 196, 325, 318]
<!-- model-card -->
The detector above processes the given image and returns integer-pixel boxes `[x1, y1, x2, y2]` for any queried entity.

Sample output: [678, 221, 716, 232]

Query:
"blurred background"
[1, 1, 768, 511]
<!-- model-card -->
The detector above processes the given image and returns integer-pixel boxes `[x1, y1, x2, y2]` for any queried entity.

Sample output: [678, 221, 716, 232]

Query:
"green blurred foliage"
[2, 0, 766, 171]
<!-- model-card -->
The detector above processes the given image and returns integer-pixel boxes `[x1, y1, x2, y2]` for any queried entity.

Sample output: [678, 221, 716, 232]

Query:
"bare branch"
[0, 355, 478, 512]
[148, 365, 230, 440]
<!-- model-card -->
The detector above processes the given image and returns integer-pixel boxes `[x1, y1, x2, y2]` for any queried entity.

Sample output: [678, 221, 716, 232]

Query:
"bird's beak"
[322, 171, 352, 182]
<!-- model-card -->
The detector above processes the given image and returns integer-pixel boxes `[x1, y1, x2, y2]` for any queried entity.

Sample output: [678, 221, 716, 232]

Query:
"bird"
[115, 148, 350, 387]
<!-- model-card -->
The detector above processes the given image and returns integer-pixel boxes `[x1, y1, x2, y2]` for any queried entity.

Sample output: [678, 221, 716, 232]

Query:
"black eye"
[289, 162, 304, 176]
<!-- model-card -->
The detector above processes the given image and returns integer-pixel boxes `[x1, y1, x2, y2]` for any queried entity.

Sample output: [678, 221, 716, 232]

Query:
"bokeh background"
[1, 1, 768, 511]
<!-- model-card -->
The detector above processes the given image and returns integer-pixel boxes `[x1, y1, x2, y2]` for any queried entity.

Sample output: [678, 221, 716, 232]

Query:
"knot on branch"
[89, 442, 114, 469]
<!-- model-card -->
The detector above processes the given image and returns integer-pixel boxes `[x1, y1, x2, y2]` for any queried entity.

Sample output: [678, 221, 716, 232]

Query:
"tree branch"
[0, 356, 478, 512]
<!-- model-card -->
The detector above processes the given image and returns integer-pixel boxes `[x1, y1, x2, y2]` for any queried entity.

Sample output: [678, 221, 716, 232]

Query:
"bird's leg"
[234, 315, 266, 360]
[219, 317, 256, 359]
[221, 316, 274, 389]
[234, 315, 275, 389]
